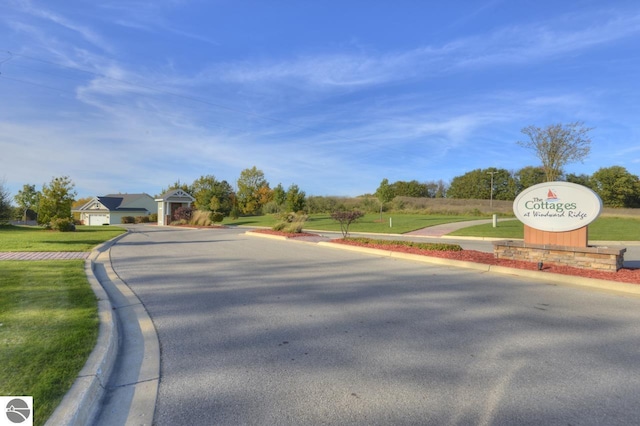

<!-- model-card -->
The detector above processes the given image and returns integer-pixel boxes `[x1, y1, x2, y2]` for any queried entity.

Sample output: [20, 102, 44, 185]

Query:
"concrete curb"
[44, 233, 127, 426]
[45, 230, 160, 426]
[316, 242, 640, 297]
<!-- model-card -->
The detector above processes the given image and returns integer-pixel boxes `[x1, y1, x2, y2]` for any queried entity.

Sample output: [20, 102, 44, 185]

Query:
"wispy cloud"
[11, 0, 113, 53]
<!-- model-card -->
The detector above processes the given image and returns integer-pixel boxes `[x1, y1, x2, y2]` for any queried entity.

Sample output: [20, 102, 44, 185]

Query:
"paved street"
[110, 226, 640, 425]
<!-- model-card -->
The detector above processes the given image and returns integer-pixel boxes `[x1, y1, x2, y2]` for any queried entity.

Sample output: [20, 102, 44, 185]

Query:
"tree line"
[375, 165, 640, 208]
[1, 122, 638, 227]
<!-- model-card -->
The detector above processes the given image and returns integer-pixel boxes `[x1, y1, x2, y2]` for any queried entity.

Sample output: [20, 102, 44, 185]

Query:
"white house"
[74, 193, 156, 225]
[155, 189, 195, 226]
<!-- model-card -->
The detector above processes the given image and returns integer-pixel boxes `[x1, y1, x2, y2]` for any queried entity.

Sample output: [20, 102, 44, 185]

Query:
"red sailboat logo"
[546, 188, 558, 201]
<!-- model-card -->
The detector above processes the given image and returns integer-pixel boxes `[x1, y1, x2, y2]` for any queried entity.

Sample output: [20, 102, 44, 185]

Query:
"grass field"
[449, 216, 640, 241]
[0, 225, 126, 252]
[224, 213, 481, 234]
[0, 261, 98, 426]
[224, 213, 640, 241]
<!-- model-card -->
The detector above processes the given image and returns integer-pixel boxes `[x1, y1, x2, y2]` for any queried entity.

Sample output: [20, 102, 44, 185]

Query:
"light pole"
[487, 171, 497, 208]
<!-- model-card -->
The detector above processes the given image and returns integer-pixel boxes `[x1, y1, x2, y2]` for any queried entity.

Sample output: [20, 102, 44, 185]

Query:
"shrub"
[135, 216, 150, 223]
[50, 217, 76, 232]
[174, 206, 193, 222]
[209, 211, 225, 224]
[272, 212, 308, 233]
[121, 216, 135, 224]
[149, 213, 158, 222]
[330, 210, 365, 238]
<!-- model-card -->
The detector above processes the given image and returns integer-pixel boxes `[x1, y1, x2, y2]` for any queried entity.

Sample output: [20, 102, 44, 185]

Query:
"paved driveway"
[110, 226, 640, 425]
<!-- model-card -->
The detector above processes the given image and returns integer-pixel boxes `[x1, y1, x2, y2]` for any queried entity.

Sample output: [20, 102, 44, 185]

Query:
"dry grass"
[391, 197, 640, 217]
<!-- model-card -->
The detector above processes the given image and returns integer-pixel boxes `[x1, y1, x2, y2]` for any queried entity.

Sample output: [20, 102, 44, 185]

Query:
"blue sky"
[1, 0, 639, 198]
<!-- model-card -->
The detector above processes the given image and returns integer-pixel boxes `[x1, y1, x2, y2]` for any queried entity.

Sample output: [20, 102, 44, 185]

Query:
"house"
[155, 189, 195, 226]
[74, 193, 156, 225]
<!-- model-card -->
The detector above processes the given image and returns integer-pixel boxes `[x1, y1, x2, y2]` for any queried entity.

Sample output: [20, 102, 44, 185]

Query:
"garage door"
[88, 214, 109, 226]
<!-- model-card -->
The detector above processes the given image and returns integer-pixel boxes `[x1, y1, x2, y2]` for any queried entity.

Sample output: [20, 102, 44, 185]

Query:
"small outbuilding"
[75, 193, 156, 225]
[155, 189, 195, 226]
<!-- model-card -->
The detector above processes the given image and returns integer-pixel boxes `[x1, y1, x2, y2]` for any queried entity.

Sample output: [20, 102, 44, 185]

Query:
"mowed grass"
[0, 260, 98, 426]
[0, 225, 126, 252]
[449, 216, 640, 241]
[224, 213, 481, 234]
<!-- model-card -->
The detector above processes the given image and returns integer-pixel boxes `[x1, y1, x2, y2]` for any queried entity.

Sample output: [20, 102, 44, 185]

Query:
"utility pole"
[487, 171, 497, 208]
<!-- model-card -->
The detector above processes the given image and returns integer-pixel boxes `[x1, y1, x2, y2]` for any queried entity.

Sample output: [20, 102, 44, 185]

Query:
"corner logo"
[1, 397, 33, 426]
[513, 181, 603, 232]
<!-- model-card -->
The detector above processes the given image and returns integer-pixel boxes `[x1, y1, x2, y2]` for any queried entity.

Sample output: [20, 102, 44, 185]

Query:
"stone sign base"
[493, 240, 626, 272]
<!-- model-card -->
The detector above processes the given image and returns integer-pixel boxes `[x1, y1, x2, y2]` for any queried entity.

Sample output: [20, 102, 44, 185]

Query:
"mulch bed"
[248, 229, 640, 284]
[250, 229, 321, 238]
[331, 239, 640, 285]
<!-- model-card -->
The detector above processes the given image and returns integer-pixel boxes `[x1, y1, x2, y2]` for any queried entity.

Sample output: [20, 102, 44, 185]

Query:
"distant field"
[0, 225, 126, 252]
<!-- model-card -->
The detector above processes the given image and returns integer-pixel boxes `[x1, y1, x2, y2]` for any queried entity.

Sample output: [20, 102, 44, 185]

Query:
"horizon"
[2, 1, 639, 199]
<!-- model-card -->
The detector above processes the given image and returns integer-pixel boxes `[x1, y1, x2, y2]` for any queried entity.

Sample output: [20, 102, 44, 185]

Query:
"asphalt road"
[109, 226, 640, 425]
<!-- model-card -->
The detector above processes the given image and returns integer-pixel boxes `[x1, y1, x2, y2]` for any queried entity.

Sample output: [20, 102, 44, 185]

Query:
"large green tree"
[189, 175, 235, 216]
[236, 166, 271, 215]
[285, 184, 306, 213]
[518, 122, 592, 182]
[514, 166, 546, 191]
[14, 184, 40, 222]
[447, 168, 516, 201]
[590, 166, 640, 208]
[38, 176, 77, 225]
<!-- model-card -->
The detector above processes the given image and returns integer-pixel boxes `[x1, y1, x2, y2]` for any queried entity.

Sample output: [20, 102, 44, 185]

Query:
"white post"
[493, 214, 498, 228]
[389, 217, 392, 228]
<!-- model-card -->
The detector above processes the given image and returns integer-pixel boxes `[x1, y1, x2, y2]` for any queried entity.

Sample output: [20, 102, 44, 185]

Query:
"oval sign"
[513, 181, 603, 232]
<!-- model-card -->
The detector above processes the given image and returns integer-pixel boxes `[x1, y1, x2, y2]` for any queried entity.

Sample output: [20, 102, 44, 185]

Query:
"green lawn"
[449, 216, 640, 241]
[0, 261, 98, 426]
[0, 225, 126, 251]
[224, 213, 481, 234]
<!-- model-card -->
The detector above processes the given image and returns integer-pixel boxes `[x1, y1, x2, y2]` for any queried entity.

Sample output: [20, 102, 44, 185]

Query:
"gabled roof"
[75, 193, 154, 212]
[155, 189, 195, 201]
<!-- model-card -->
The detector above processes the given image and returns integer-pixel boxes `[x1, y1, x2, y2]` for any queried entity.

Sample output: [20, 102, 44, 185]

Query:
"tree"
[426, 180, 448, 198]
[565, 173, 592, 188]
[375, 178, 395, 220]
[390, 180, 430, 197]
[190, 175, 235, 216]
[236, 166, 271, 215]
[38, 176, 77, 225]
[0, 179, 12, 224]
[285, 184, 306, 212]
[330, 210, 365, 238]
[273, 183, 287, 207]
[375, 179, 395, 204]
[518, 122, 592, 182]
[514, 166, 546, 191]
[209, 180, 235, 216]
[447, 168, 516, 200]
[590, 166, 640, 208]
[14, 184, 40, 222]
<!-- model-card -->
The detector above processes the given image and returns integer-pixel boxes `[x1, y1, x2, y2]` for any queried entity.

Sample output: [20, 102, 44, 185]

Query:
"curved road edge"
[45, 231, 160, 426]
[315, 241, 640, 297]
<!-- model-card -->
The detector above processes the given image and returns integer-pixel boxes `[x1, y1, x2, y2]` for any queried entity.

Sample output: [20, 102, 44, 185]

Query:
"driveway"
[109, 226, 640, 425]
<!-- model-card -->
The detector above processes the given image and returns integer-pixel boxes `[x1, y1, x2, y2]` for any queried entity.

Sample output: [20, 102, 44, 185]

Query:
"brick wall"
[493, 240, 626, 272]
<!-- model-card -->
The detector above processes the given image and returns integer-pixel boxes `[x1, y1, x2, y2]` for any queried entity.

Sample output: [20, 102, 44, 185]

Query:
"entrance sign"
[513, 181, 603, 232]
